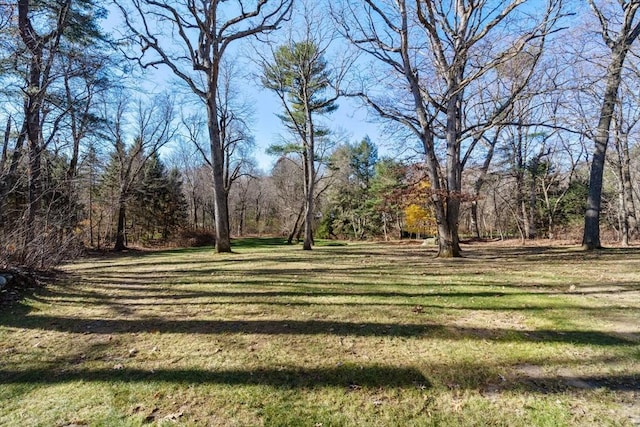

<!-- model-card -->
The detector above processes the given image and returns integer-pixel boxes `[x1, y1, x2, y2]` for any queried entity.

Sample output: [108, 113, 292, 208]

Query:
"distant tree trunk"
[621, 156, 637, 242]
[0, 116, 9, 174]
[470, 136, 497, 239]
[518, 186, 528, 241]
[193, 195, 198, 230]
[381, 214, 389, 241]
[114, 195, 127, 251]
[611, 117, 637, 246]
[89, 184, 94, 247]
[0, 117, 13, 221]
[254, 197, 262, 233]
[22, 50, 44, 246]
[527, 156, 541, 240]
[237, 200, 246, 237]
[287, 204, 305, 245]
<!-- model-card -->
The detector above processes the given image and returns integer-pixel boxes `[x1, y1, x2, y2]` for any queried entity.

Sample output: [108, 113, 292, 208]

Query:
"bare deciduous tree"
[582, 0, 640, 249]
[115, 0, 293, 253]
[334, 0, 563, 257]
[103, 94, 176, 251]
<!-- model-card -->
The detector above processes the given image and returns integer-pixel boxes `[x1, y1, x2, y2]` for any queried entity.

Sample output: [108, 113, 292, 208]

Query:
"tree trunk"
[238, 201, 246, 236]
[303, 180, 315, 251]
[0, 116, 9, 174]
[23, 52, 44, 247]
[18, 0, 71, 251]
[114, 195, 127, 251]
[287, 204, 305, 245]
[382, 214, 388, 241]
[622, 168, 637, 242]
[0, 116, 12, 222]
[470, 201, 480, 239]
[193, 195, 198, 230]
[207, 101, 232, 253]
[527, 158, 539, 239]
[519, 194, 529, 241]
[254, 198, 262, 232]
[583, 44, 628, 250]
[423, 141, 458, 256]
[471, 137, 497, 239]
[303, 99, 316, 251]
[617, 131, 637, 244]
[89, 168, 94, 247]
[440, 91, 462, 257]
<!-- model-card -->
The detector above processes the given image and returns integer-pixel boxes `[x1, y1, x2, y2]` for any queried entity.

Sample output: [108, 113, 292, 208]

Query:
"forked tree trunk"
[288, 204, 304, 245]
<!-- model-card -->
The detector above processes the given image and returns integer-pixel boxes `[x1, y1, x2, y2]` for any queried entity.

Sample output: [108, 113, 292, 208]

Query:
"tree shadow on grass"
[1, 363, 637, 393]
[518, 373, 640, 393]
[0, 365, 429, 389]
[1, 312, 635, 346]
[47, 278, 640, 316]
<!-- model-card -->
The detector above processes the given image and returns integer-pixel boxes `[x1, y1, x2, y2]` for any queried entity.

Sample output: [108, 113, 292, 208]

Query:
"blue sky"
[251, 85, 385, 171]
[103, 3, 387, 173]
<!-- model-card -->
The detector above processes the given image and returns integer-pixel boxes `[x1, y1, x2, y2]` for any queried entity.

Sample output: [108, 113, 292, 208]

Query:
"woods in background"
[2, 0, 640, 267]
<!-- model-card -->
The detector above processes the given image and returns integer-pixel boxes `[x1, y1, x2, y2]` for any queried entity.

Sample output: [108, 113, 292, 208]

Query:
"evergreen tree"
[0, 0, 109, 266]
[323, 137, 379, 239]
[162, 167, 188, 239]
[131, 153, 188, 243]
[369, 159, 408, 241]
[262, 40, 338, 250]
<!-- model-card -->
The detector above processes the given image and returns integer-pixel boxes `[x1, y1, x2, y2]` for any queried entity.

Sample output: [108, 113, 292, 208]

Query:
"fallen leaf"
[163, 410, 184, 421]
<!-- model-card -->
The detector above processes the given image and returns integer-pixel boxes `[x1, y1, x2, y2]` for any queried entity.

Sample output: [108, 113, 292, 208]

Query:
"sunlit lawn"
[0, 239, 638, 426]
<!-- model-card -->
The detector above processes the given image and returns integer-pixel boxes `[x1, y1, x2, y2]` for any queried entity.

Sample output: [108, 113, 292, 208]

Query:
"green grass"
[0, 239, 638, 426]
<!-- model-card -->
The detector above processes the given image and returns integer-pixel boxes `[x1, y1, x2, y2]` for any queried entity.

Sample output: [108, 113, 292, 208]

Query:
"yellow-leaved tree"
[404, 180, 437, 238]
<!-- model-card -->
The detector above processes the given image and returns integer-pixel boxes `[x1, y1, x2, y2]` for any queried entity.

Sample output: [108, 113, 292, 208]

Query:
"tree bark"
[618, 132, 637, 244]
[612, 129, 636, 246]
[287, 204, 305, 245]
[527, 152, 545, 240]
[470, 137, 497, 239]
[583, 45, 627, 250]
[207, 101, 232, 253]
[0, 116, 12, 222]
[621, 151, 637, 241]
[303, 101, 316, 251]
[442, 93, 462, 257]
[114, 195, 127, 251]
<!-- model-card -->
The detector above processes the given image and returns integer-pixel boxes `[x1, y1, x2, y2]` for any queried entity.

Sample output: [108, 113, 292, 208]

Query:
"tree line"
[1, 0, 640, 268]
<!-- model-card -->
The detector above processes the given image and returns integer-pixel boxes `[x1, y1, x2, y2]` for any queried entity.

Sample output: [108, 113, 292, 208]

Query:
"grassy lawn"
[0, 239, 638, 426]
